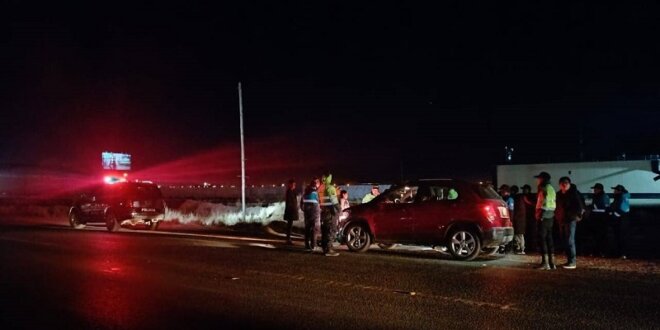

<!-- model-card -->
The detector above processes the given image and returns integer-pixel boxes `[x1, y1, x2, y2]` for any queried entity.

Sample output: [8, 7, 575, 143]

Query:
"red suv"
[339, 179, 513, 260]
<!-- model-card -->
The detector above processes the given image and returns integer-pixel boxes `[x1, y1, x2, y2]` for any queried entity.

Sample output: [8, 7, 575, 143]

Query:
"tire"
[345, 223, 371, 253]
[105, 212, 120, 232]
[377, 243, 397, 250]
[447, 228, 481, 261]
[149, 221, 160, 231]
[69, 211, 85, 229]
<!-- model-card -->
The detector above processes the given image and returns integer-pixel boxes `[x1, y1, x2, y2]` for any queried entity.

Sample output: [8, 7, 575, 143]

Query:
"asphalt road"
[1, 222, 659, 330]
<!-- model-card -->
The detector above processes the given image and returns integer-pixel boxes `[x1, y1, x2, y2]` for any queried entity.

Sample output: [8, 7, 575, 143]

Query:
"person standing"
[319, 173, 340, 257]
[534, 172, 557, 270]
[609, 185, 631, 259]
[339, 190, 350, 222]
[589, 183, 610, 257]
[283, 179, 299, 245]
[521, 184, 538, 252]
[499, 185, 515, 214]
[555, 177, 585, 269]
[512, 185, 533, 254]
[362, 186, 380, 204]
[301, 178, 320, 251]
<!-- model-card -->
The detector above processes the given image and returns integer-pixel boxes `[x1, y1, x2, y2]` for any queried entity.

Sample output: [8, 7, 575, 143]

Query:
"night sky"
[2, 1, 660, 184]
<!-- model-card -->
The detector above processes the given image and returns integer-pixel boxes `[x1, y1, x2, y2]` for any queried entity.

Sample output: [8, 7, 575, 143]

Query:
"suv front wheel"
[69, 211, 85, 229]
[447, 228, 481, 261]
[345, 223, 371, 252]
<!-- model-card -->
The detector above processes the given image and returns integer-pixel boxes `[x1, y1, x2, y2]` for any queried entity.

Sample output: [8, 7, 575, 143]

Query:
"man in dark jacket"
[513, 186, 533, 254]
[284, 179, 299, 245]
[520, 185, 538, 252]
[555, 177, 585, 269]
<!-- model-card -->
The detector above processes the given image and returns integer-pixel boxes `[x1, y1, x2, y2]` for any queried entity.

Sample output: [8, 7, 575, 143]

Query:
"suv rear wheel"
[105, 212, 120, 232]
[69, 212, 85, 229]
[345, 223, 371, 252]
[447, 228, 481, 261]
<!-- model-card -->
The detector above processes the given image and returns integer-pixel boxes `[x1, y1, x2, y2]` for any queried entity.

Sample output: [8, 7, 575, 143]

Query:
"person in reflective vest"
[318, 173, 340, 257]
[534, 171, 557, 270]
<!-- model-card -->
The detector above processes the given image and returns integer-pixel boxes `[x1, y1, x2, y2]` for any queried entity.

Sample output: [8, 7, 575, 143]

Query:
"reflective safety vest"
[536, 183, 556, 211]
[318, 174, 339, 206]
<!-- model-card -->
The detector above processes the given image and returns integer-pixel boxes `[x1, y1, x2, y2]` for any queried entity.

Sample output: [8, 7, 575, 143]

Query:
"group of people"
[499, 171, 631, 270]
[283, 173, 354, 257]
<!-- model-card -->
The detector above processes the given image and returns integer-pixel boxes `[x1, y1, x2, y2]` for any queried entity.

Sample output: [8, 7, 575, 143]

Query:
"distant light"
[346, 183, 350, 187]
[281, 183, 285, 187]
[103, 176, 126, 184]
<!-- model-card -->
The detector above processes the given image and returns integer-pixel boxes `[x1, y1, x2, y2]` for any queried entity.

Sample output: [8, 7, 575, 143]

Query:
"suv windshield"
[473, 184, 501, 200]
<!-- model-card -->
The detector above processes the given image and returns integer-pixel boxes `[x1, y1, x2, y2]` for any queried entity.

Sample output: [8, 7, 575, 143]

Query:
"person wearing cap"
[499, 184, 515, 213]
[609, 185, 631, 259]
[534, 171, 557, 270]
[589, 183, 610, 257]
[555, 177, 586, 269]
[362, 185, 380, 204]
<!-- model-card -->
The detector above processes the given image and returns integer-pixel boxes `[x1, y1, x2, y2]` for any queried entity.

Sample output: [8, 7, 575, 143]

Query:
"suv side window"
[382, 186, 419, 204]
[417, 186, 460, 202]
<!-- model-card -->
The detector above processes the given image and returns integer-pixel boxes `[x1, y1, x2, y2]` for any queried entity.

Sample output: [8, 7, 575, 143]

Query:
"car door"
[77, 186, 100, 222]
[372, 185, 418, 243]
[413, 185, 464, 244]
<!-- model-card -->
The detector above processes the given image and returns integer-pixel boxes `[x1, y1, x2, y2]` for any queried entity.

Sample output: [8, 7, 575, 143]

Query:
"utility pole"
[238, 82, 246, 222]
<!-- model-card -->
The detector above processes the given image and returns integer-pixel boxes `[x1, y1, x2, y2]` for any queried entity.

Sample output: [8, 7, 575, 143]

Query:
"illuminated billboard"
[102, 152, 131, 170]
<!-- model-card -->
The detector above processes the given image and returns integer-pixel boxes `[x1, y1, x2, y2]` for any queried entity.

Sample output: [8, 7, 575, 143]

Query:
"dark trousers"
[539, 217, 554, 255]
[562, 220, 577, 264]
[303, 204, 320, 249]
[285, 219, 294, 241]
[589, 212, 608, 255]
[611, 213, 629, 256]
[320, 205, 339, 253]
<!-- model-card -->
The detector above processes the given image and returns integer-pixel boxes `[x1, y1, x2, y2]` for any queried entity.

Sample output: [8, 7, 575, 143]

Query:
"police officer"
[589, 183, 610, 257]
[318, 172, 340, 257]
[534, 172, 557, 270]
[609, 185, 631, 259]
[301, 178, 320, 252]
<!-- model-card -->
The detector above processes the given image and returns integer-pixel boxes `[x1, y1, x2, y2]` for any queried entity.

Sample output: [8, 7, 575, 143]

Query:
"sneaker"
[324, 251, 340, 257]
[562, 263, 577, 269]
[515, 251, 526, 255]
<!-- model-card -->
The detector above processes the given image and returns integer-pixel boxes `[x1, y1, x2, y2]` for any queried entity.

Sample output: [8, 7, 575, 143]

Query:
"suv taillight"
[482, 205, 497, 222]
